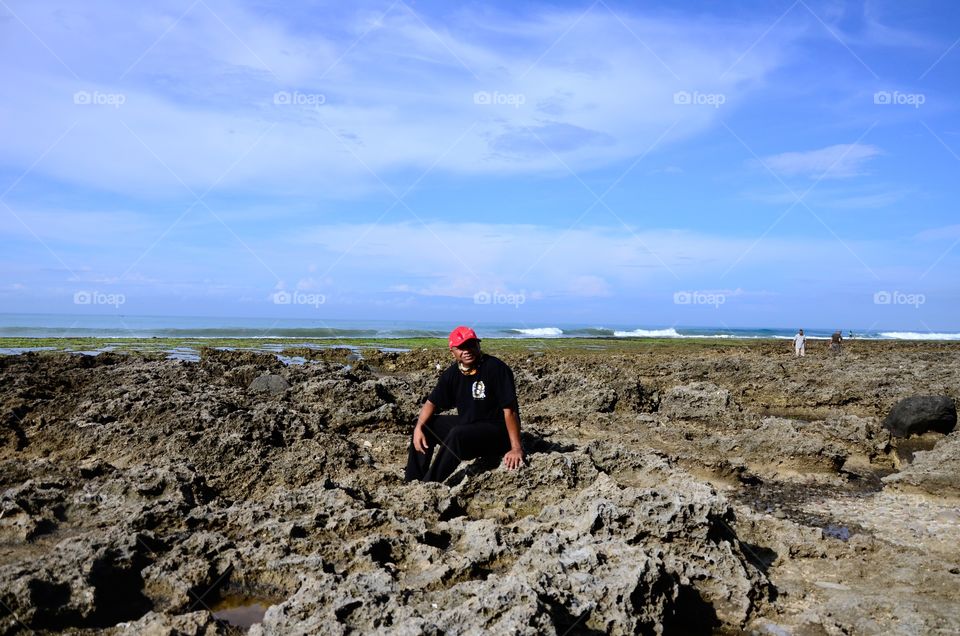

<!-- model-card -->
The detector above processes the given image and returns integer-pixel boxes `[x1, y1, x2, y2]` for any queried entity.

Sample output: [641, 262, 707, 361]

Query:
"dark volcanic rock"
[883, 396, 957, 438]
[0, 531, 152, 630]
[248, 374, 291, 396]
[2, 342, 960, 635]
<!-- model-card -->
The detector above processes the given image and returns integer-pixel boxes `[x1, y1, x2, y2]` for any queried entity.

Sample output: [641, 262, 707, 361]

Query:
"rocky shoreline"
[2, 340, 959, 634]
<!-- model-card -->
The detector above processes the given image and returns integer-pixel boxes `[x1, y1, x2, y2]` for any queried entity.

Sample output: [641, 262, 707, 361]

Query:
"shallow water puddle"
[822, 524, 852, 541]
[733, 478, 873, 541]
[211, 595, 276, 629]
[165, 347, 200, 361]
[276, 354, 307, 365]
[0, 346, 56, 354]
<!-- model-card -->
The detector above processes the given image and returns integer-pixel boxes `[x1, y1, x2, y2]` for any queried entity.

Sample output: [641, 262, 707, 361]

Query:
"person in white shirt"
[793, 329, 806, 357]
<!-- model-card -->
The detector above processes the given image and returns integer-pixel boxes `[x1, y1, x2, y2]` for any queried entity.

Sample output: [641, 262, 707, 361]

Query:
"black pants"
[404, 415, 511, 483]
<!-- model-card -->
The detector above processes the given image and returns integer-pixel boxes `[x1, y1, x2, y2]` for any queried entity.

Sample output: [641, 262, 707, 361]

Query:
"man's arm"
[412, 400, 437, 453]
[502, 406, 524, 470]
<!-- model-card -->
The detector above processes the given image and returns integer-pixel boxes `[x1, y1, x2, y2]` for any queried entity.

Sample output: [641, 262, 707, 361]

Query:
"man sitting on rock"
[405, 326, 525, 482]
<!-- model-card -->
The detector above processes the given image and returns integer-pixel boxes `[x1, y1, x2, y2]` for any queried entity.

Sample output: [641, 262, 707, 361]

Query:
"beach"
[1, 338, 959, 634]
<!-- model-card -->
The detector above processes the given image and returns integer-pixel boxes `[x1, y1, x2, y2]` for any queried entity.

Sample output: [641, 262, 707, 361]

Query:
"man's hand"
[413, 425, 430, 454]
[503, 448, 524, 470]
[502, 406, 524, 470]
[412, 401, 437, 454]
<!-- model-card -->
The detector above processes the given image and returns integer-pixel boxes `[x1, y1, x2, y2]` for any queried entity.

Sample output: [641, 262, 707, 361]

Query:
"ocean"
[1, 313, 958, 341]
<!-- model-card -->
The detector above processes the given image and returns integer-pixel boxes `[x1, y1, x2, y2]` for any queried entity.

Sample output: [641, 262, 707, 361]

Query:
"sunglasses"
[454, 339, 480, 350]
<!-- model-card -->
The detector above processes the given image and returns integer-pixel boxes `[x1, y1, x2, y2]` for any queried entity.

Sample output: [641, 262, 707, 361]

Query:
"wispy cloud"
[1, 1, 958, 328]
[746, 185, 906, 209]
[289, 220, 891, 296]
[760, 144, 882, 179]
[0, 0, 798, 197]
[915, 224, 960, 241]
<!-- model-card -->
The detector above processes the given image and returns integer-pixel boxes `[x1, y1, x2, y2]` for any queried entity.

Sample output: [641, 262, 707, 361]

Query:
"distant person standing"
[793, 329, 806, 357]
[830, 330, 844, 355]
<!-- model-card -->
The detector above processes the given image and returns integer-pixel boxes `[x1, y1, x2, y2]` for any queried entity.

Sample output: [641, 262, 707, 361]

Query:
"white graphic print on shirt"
[472, 381, 486, 399]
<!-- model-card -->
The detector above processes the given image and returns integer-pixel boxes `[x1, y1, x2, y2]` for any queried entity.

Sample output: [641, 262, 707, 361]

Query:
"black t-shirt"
[427, 355, 518, 425]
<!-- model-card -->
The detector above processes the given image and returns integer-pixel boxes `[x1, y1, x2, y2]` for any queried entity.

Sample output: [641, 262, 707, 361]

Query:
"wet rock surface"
[0, 340, 959, 634]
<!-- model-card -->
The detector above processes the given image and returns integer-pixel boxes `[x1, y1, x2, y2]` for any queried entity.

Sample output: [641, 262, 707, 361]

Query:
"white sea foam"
[879, 331, 960, 341]
[511, 327, 564, 337]
[613, 328, 682, 338]
[685, 334, 744, 338]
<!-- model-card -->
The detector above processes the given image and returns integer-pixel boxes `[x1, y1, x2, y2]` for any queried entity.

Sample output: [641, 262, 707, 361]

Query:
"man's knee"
[440, 425, 467, 449]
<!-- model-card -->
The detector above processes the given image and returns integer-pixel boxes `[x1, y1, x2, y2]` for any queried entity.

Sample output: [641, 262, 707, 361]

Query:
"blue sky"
[1, 0, 958, 331]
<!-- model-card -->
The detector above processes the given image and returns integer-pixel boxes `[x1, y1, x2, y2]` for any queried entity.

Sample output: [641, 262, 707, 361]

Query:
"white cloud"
[0, 207, 158, 245]
[287, 220, 891, 299]
[0, 1, 798, 197]
[761, 144, 882, 179]
[3, 211, 955, 312]
[746, 185, 906, 209]
[914, 224, 960, 241]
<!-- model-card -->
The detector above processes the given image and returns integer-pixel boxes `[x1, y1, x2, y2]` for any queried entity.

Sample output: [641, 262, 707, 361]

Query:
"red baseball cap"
[448, 325, 480, 348]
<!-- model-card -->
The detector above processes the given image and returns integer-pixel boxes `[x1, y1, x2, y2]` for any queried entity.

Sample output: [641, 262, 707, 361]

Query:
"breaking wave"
[879, 331, 960, 341]
[508, 327, 564, 337]
[613, 328, 682, 338]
